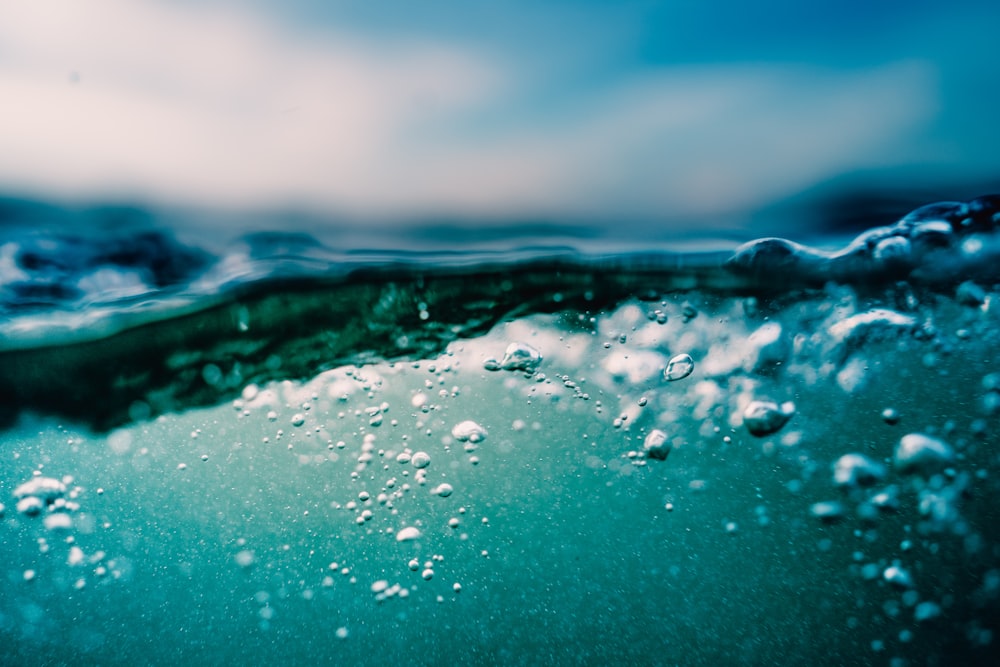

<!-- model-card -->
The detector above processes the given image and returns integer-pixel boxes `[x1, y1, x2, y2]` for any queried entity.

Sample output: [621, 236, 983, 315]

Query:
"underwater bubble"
[663, 354, 694, 382]
[396, 526, 422, 542]
[881, 407, 901, 425]
[411, 451, 431, 469]
[234, 550, 256, 568]
[452, 421, 487, 443]
[894, 433, 955, 474]
[872, 235, 911, 264]
[914, 601, 942, 623]
[743, 323, 788, 374]
[43, 512, 73, 531]
[883, 564, 915, 589]
[68, 545, 85, 566]
[833, 454, 887, 488]
[810, 501, 846, 524]
[827, 309, 916, 362]
[499, 342, 542, 372]
[956, 281, 986, 306]
[742, 400, 795, 437]
[871, 486, 900, 512]
[16, 496, 44, 516]
[422, 569, 434, 581]
[291, 414, 306, 427]
[14, 476, 67, 502]
[433, 483, 454, 498]
[642, 429, 672, 461]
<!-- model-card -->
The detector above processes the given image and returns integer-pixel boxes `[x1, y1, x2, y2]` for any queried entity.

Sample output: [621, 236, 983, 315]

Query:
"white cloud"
[0, 1, 938, 225]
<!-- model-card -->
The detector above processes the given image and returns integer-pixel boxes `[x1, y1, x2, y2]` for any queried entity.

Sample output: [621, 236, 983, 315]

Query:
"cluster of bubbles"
[6, 471, 119, 589]
[211, 358, 513, 620]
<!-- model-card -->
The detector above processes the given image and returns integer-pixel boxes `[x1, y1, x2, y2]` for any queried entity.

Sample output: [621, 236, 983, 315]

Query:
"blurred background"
[1, 0, 998, 248]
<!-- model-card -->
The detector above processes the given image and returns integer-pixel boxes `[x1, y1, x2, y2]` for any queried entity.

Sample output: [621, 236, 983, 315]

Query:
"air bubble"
[452, 421, 487, 443]
[642, 429, 672, 461]
[894, 433, 955, 474]
[883, 564, 915, 589]
[499, 342, 543, 372]
[396, 526, 422, 542]
[742, 400, 795, 437]
[810, 501, 845, 524]
[832, 454, 886, 488]
[663, 354, 694, 381]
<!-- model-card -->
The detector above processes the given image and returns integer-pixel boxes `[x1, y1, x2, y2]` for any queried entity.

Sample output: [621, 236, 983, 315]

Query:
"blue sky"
[0, 0, 997, 234]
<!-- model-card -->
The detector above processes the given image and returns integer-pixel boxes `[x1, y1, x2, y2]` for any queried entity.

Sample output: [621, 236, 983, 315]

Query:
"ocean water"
[2, 197, 1000, 666]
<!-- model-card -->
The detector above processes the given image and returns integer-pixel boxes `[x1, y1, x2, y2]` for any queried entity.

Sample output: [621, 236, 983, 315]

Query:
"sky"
[0, 0, 998, 237]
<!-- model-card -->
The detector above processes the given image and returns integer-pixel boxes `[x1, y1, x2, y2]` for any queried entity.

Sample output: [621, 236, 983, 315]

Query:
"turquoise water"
[2, 198, 1000, 665]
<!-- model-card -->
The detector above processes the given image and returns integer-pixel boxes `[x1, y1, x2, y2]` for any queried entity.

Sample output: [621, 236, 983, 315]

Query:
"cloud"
[0, 0, 939, 226]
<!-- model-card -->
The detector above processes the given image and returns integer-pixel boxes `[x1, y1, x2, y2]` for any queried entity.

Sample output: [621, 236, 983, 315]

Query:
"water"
[2, 197, 1000, 665]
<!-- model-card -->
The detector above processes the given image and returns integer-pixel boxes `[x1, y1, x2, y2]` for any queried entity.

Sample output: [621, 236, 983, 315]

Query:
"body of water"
[1, 196, 999, 665]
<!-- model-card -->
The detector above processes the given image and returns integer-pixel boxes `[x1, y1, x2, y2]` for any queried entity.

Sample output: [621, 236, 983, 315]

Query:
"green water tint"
[2, 283, 999, 665]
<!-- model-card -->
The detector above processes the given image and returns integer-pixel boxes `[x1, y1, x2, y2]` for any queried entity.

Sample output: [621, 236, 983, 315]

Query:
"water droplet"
[291, 414, 305, 427]
[411, 451, 431, 469]
[433, 483, 454, 498]
[663, 354, 694, 381]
